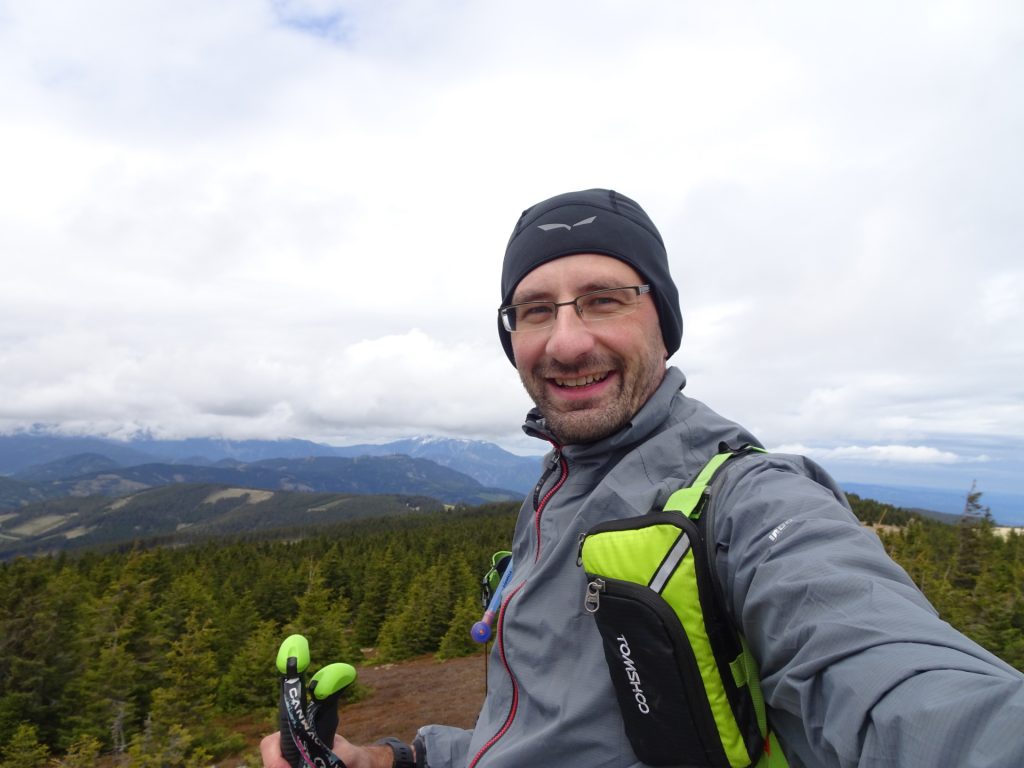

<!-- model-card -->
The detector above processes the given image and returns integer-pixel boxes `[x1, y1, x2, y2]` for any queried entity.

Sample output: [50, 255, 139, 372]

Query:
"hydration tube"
[470, 558, 514, 643]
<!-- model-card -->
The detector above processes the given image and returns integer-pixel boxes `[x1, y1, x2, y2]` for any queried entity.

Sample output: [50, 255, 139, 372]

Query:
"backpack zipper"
[584, 577, 605, 613]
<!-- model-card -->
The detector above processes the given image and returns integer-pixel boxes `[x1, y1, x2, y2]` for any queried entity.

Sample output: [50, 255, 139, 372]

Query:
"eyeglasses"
[499, 285, 651, 333]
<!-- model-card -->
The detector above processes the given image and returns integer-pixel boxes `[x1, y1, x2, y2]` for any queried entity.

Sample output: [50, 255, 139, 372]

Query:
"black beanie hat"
[498, 188, 683, 365]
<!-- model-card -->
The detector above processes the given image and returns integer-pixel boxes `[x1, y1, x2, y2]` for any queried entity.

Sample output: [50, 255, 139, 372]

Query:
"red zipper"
[467, 581, 525, 767]
[533, 449, 568, 562]
[468, 446, 568, 766]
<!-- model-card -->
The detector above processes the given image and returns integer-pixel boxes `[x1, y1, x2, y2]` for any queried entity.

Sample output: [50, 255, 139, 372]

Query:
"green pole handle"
[308, 662, 358, 747]
[276, 634, 311, 768]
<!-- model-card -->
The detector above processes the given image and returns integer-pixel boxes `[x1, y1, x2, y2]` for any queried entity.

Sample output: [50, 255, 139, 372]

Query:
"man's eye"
[583, 293, 626, 312]
[521, 304, 553, 319]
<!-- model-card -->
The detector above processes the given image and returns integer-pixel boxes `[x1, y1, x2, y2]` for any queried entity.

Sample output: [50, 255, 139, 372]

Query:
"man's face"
[509, 253, 668, 445]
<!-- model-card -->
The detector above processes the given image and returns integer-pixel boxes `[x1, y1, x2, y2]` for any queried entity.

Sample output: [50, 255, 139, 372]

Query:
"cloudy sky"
[1, 1, 1021, 494]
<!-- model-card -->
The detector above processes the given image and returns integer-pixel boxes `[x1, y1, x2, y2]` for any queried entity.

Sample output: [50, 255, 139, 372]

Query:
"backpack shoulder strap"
[663, 443, 766, 519]
[663, 443, 789, 768]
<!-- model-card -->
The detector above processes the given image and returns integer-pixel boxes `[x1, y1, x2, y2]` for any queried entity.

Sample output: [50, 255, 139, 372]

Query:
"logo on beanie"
[537, 216, 596, 232]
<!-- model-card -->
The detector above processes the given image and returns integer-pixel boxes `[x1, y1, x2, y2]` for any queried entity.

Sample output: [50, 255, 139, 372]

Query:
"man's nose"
[544, 303, 597, 361]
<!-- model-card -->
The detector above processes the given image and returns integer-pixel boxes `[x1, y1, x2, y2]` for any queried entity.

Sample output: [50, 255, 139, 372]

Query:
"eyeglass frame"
[498, 284, 652, 333]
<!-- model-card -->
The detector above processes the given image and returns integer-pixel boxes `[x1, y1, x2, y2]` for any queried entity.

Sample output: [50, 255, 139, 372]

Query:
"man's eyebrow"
[512, 279, 626, 304]
[511, 288, 553, 303]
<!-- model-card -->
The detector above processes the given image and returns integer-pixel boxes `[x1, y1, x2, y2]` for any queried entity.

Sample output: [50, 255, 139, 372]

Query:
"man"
[264, 189, 1024, 768]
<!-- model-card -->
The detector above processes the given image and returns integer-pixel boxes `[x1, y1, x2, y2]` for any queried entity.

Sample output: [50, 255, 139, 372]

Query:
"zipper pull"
[584, 578, 605, 613]
[547, 447, 562, 469]
[532, 447, 564, 511]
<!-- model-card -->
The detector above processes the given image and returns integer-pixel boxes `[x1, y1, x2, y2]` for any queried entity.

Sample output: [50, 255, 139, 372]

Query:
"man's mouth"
[553, 372, 609, 388]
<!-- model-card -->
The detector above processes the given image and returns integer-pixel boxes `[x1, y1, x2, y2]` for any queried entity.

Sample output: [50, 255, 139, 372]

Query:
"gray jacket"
[418, 367, 1024, 767]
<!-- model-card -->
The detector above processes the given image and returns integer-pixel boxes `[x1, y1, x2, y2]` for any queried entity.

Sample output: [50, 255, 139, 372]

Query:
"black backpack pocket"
[580, 511, 765, 768]
[587, 575, 730, 767]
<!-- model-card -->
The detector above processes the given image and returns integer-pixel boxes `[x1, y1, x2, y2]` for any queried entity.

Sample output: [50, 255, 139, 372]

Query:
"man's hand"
[260, 731, 396, 768]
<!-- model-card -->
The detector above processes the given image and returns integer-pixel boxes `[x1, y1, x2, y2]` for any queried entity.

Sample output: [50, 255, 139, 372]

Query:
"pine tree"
[353, 547, 399, 647]
[437, 594, 485, 660]
[376, 561, 453, 661]
[0, 723, 49, 768]
[153, 570, 219, 641]
[0, 558, 87, 751]
[146, 608, 247, 760]
[286, 560, 361, 664]
[50, 734, 101, 768]
[954, 481, 994, 592]
[125, 720, 212, 768]
[217, 619, 281, 713]
[62, 561, 158, 751]
[209, 590, 263, 672]
[148, 611, 219, 733]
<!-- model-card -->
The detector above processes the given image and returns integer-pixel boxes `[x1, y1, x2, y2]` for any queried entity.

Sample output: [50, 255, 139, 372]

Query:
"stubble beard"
[519, 351, 666, 445]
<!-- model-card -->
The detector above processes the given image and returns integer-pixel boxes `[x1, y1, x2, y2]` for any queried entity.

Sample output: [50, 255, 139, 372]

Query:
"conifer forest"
[0, 496, 1021, 766]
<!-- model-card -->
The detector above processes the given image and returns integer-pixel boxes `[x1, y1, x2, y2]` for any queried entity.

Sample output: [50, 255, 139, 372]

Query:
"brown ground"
[226, 651, 488, 765]
[339, 652, 488, 744]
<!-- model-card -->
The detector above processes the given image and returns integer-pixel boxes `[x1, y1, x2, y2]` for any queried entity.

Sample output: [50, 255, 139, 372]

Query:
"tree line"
[0, 494, 1021, 766]
[0, 504, 518, 766]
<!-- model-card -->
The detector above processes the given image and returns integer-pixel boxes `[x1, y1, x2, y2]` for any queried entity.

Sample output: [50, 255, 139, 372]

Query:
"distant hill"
[17, 434, 1021, 525]
[0, 454, 520, 513]
[12, 452, 123, 482]
[0, 484, 450, 559]
[0, 475, 62, 509]
[126, 436, 349, 463]
[0, 434, 159, 473]
[0, 434, 543, 494]
[332, 436, 543, 494]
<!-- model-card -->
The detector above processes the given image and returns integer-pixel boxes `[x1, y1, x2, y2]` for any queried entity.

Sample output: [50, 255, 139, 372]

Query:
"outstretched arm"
[714, 454, 1024, 767]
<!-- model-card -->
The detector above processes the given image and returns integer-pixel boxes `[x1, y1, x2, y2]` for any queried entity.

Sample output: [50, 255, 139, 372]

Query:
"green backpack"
[578, 445, 788, 768]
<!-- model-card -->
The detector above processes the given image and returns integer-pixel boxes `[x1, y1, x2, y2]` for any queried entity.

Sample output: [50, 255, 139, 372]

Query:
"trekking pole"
[277, 634, 311, 768]
[276, 634, 348, 768]
[308, 662, 358, 747]
[471, 558, 514, 643]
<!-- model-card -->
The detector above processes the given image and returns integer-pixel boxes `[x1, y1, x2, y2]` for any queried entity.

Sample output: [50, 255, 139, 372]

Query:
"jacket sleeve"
[711, 453, 1024, 768]
[415, 724, 473, 768]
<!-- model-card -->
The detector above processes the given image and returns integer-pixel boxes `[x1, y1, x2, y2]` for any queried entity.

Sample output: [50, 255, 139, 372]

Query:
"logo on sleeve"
[768, 518, 794, 542]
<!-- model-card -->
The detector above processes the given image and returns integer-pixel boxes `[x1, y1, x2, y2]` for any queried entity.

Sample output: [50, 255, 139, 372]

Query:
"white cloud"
[0, 0, 1021, 489]
[0, 323, 530, 443]
[772, 443, 990, 465]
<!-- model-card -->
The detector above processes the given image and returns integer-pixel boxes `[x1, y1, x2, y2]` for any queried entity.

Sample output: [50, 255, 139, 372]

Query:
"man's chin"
[543, 407, 627, 446]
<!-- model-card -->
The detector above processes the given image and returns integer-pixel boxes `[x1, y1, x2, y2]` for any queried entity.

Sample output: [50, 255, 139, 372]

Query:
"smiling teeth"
[555, 373, 608, 388]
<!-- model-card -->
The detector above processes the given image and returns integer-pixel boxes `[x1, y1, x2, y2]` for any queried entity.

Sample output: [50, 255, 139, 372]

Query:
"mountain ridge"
[0, 483, 463, 559]
[0, 433, 543, 495]
[0, 454, 521, 512]
[3, 433, 1022, 525]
